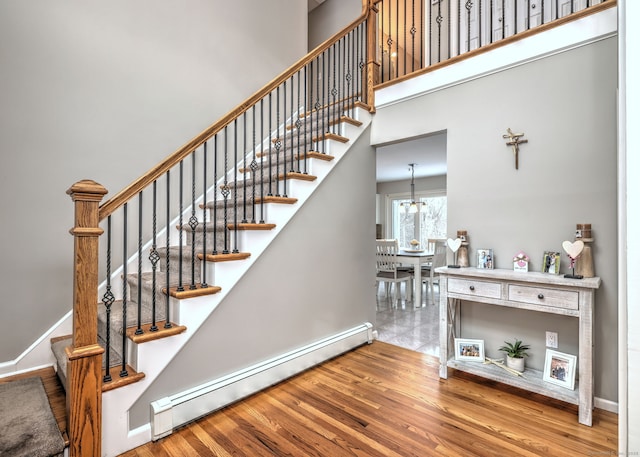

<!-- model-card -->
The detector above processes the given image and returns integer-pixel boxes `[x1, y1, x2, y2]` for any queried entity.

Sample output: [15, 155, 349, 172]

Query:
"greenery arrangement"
[498, 339, 530, 359]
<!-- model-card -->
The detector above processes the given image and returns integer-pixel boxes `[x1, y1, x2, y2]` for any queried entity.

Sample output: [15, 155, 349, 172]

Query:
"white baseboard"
[595, 396, 618, 414]
[151, 322, 374, 440]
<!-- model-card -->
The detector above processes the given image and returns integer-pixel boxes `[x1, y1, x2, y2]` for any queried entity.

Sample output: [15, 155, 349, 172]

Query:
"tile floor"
[375, 282, 440, 357]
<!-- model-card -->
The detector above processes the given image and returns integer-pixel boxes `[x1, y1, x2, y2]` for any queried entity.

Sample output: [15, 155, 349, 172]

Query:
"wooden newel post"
[366, 0, 380, 112]
[66, 180, 108, 457]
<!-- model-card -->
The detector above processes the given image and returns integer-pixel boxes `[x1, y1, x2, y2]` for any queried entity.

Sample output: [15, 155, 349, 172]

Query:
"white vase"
[506, 356, 525, 372]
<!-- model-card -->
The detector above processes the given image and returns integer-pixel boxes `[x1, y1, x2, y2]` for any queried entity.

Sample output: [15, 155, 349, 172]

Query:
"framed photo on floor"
[543, 349, 577, 390]
[454, 338, 485, 362]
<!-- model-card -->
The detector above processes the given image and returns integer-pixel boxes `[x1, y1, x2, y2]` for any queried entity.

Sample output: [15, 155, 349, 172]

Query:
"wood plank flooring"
[120, 341, 617, 456]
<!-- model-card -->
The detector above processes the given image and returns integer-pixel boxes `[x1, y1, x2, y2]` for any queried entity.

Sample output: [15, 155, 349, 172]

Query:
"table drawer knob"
[469, 285, 475, 291]
[538, 293, 544, 299]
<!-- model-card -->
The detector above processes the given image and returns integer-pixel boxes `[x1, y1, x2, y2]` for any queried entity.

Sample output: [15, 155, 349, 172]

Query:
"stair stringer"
[101, 107, 372, 457]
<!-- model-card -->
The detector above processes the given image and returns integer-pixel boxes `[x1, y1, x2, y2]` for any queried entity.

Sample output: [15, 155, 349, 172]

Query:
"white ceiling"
[376, 132, 447, 182]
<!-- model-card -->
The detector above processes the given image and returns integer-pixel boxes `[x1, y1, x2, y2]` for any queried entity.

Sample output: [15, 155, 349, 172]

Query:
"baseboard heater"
[151, 322, 373, 440]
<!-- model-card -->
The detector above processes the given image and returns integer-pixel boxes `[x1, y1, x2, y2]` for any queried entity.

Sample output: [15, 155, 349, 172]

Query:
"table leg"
[413, 262, 422, 308]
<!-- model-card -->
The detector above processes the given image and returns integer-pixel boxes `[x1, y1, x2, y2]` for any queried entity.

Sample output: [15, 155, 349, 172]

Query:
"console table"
[436, 267, 601, 426]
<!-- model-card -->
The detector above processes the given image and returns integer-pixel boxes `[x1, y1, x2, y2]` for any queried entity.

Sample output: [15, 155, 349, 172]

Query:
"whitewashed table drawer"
[508, 285, 579, 310]
[448, 278, 501, 299]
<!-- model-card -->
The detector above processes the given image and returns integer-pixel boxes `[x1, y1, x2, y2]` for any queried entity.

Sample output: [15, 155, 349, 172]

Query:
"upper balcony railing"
[376, 0, 614, 86]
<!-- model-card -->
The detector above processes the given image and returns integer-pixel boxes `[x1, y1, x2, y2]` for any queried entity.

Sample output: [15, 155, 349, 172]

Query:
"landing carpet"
[0, 376, 65, 457]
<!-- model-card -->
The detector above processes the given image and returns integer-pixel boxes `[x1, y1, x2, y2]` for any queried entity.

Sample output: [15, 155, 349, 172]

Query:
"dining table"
[396, 249, 434, 307]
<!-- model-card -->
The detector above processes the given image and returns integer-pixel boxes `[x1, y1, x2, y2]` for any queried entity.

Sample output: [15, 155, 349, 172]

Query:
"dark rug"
[0, 376, 65, 457]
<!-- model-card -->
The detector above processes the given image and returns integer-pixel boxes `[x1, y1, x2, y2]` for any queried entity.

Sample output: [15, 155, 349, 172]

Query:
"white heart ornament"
[562, 240, 584, 259]
[447, 238, 462, 253]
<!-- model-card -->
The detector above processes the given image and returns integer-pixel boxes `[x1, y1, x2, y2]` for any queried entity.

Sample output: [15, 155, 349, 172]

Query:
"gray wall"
[130, 128, 377, 427]
[371, 37, 618, 401]
[0, 1, 307, 361]
[308, 0, 363, 50]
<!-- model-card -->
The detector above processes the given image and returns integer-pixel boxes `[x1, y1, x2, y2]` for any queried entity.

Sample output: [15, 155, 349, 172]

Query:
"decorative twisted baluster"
[102, 216, 114, 382]
[189, 150, 198, 290]
[149, 182, 159, 332]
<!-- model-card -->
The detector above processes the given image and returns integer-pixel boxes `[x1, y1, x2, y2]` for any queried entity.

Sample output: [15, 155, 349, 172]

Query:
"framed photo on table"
[542, 251, 561, 274]
[543, 349, 577, 390]
[454, 338, 485, 362]
[476, 249, 494, 269]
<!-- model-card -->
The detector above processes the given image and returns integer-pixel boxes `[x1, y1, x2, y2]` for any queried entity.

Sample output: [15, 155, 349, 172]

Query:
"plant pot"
[506, 355, 525, 372]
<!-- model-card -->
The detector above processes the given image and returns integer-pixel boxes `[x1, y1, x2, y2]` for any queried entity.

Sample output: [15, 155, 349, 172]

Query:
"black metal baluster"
[395, 0, 399, 78]
[268, 93, 274, 197]
[315, 55, 322, 153]
[222, 126, 230, 254]
[502, 0, 506, 38]
[514, 0, 518, 35]
[201, 143, 208, 288]
[282, 79, 288, 200]
[329, 43, 340, 134]
[322, 50, 327, 153]
[410, 0, 416, 72]
[541, 0, 545, 25]
[479, 0, 483, 48]
[296, 69, 303, 174]
[135, 191, 143, 335]
[527, 0, 531, 30]
[242, 114, 248, 224]
[102, 216, 114, 382]
[403, 0, 407, 77]
[150, 181, 159, 331]
[120, 203, 129, 378]
[212, 136, 218, 255]
[490, 0, 494, 44]
[164, 171, 172, 329]
[437, 0, 443, 61]
[466, 1, 472, 53]
[275, 87, 282, 197]
[177, 161, 184, 292]
[189, 150, 198, 289]
[251, 106, 258, 223]
[259, 100, 266, 224]
[418, 0, 424, 68]
[380, 0, 386, 82]
[301, 67, 307, 174]
[458, 0, 462, 55]
[233, 119, 239, 252]
[447, 0, 451, 59]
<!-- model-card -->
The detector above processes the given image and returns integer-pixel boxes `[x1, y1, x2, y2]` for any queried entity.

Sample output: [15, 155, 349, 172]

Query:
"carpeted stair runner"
[0, 377, 65, 457]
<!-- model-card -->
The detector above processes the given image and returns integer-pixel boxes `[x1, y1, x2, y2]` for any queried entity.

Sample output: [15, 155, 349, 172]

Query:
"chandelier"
[400, 163, 425, 213]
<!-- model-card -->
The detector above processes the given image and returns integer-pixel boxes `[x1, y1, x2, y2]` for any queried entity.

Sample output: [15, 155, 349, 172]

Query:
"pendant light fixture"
[400, 163, 425, 213]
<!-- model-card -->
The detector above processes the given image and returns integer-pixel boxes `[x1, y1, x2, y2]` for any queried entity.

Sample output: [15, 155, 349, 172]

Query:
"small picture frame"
[542, 251, 561, 274]
[476, 249, 494, 269]
[543, 349, 577, 390]
[454, 338, 485, 362]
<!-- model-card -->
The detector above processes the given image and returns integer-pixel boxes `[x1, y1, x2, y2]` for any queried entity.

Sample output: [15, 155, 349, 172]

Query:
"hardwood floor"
[120, 341, 617, 457]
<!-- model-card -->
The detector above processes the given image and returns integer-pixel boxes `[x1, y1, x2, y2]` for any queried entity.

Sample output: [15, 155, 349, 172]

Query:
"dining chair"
[375, 239, 413, 306]
[421, 240, 447, 304]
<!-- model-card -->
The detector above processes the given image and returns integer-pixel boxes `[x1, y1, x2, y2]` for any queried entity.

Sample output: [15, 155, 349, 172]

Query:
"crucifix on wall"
[503, 128, 528, 170]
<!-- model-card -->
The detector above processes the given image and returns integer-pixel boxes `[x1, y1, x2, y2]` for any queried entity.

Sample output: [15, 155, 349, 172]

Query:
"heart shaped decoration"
[447, 238, 462, 253]
[562, 240, 584, 259]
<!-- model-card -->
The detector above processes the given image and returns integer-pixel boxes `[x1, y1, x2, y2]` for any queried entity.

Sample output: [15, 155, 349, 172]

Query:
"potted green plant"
[498, 339, 530, 372]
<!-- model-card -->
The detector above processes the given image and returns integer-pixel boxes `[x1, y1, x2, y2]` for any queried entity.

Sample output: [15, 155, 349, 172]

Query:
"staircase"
[51, 97, 373, 455]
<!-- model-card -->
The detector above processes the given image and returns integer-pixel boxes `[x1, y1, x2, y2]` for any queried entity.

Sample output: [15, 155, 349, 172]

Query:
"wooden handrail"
[99, 0, 376, 221]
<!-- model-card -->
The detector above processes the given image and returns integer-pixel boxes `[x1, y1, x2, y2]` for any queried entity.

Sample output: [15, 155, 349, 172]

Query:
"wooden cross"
[503, 128, 528, 170]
